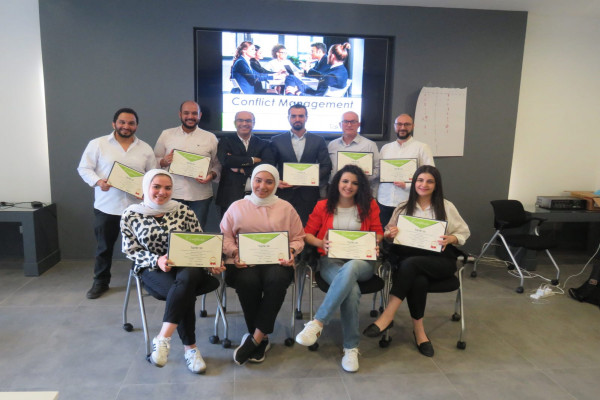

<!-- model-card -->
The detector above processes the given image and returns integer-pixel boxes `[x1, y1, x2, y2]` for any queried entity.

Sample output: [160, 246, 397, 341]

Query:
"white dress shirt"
[377, 137, 434, 207]
[327, 134, 380, 186]
[154, 126, 221, 201]
[77, 132, 157, 215]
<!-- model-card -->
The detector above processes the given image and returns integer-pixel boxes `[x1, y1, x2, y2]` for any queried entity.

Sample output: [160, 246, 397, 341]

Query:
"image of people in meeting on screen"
[231, 41, 280, 94]
[285, 42, 350, 96]
[250, 45, 271, 93]
[303, 42, 329, 77]
[265, 44, 302, 75]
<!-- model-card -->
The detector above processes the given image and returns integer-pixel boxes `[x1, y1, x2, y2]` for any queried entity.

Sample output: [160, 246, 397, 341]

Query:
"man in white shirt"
[328, 111, 380, 189]
[78, 108, 157, 299]
[154, 101, 221, 228]
[377, 113, 435, 226]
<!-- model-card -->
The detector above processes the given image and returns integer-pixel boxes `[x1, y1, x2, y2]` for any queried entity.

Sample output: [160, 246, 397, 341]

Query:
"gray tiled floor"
[1, 254, 599, 399]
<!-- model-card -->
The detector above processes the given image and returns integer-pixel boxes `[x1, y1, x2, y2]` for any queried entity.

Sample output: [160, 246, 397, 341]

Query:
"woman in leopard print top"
[121, 169, 225, 374]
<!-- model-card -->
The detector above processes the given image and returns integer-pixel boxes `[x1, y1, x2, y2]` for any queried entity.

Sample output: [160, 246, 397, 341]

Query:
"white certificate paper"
[328, 230, 377, 261]
[337, 152, 374, 175]
[283, 163, 319, 186]
[168, 232, 223, 268]
[106, 161, 144, 197]
[238, 231, 290, 265]
[168, 149, 211, 179]
[380, 159, 418, 183]
[394, 215, 448, 253]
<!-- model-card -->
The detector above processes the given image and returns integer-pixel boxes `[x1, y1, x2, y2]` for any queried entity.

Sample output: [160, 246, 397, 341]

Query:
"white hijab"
[126, 169, 180, 216]
[244, 164, 280, 207]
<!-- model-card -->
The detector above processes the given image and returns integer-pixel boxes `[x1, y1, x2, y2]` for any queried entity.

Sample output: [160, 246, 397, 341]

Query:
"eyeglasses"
[341, 120, 359, 125]
[235, 119, 253, 124]
[394, 122, 413, 127]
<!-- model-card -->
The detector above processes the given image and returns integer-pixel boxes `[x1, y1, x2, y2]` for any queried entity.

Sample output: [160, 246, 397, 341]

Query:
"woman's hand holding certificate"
[237, 232, 290, 265]
[327, 230, 377, 261]
[167, 232, 223, 268]
[393, 216, 449, 253]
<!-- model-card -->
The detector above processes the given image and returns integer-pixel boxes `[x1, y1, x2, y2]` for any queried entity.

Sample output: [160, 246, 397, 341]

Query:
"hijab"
[126, 169, 180, 216]
[244, 164, 280, 207]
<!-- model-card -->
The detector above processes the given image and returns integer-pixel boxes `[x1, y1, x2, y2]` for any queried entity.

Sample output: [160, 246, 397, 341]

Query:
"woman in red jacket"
[295, 165, 383, 372]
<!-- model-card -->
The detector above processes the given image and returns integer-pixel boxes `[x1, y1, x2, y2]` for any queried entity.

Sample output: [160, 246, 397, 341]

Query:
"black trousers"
[141, 267, 214, 346]
[93, 209, 121, 285]
[390, 255, 456, 320]
[226, 264, 294, 335]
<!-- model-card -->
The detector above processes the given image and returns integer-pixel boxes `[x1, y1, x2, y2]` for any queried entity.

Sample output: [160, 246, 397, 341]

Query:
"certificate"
[283, 163, 319, 186]
[167, 232, 223, 268]
[328, 230, 377, 261]
[106, 161, 144, 197]
[394, 215, 448, 253]
[337, 151, 374, 175]
[168, 149, 211, 179]
[380, 158, 418, 183]
[238, 231, 290, 265]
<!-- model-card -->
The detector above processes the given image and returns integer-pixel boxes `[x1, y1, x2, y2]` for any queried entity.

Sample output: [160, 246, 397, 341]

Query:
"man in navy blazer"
[270, 104, 332, 224]
[216, 111, 275, 216]
[305, 42, 329, 77]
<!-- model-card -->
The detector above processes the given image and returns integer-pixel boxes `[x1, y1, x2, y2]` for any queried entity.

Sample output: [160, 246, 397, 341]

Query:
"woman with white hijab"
[121, 169, 225, 374]
[220, 164, 305, 366]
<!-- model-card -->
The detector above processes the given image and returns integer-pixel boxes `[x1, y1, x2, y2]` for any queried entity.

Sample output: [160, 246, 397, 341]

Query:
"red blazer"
[305, 199, 384, 255]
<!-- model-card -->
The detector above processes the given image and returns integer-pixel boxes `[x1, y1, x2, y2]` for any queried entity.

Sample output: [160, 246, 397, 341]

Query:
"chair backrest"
[490, 199, 529, 229]
[324, 79, 352, 97]
[230, 78, 244, 94]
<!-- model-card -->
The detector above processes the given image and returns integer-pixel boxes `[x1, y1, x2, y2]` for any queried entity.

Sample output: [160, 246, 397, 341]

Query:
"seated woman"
[121, 169, 225, 373]
[285, 42, 350, 96]
[363, 165, 470, 357]
[231, 41, 278, 94]
[295, 165, 383, 372]
[220, 164, 305, 365]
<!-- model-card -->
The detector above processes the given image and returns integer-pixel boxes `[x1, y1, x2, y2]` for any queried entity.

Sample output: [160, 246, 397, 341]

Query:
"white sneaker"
[184, 348, 207, 374]
[150, 336, 171, 367]
[341, 348, 360, 372]
[295, 320, 323, 346]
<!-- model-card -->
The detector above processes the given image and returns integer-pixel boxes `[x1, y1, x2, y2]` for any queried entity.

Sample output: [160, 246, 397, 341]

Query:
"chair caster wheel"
[516, 286, 524, 294]
[199, 310, 208, 318]
[379, 337, 391, 348]
[457, 341, 466, 349]
[451, 313, 461, 321]
[551, 279, 559, 286]
[295, 309, 303, 320]
[222, 339, 232, 348]
[209, 335, 220, 344]
[470, 271, 477, 278]
[284, 338, 294, 347]
[370, 310, 379, 317]
[308, 343, 319, 351]
[123, 323, 133, 332]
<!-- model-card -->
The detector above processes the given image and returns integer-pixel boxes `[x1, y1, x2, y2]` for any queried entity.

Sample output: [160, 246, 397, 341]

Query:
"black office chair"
[122, 266, 227, 359]
[471, 200, 560, 293]
[378, 243, 470, 350]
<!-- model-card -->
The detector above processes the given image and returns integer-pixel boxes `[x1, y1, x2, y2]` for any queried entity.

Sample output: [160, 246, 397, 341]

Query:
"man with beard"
[154, 101, 221, 228]
[377, 113, 435, 226]
[78, 108, 156, 299]
[271, 104, 331, 224]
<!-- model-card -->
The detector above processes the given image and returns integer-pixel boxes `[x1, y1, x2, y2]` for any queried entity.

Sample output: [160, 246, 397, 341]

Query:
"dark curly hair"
[399, 165, 446, 221]
[326, 164, 372, 222]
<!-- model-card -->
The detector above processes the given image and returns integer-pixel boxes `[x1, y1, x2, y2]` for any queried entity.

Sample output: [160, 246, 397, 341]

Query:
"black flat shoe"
[363, 321, 394, 337]
[413, 331, 434, 357]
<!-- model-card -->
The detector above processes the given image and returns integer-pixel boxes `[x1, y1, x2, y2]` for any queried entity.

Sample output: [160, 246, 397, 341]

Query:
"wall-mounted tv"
[194, 28, 393, 139]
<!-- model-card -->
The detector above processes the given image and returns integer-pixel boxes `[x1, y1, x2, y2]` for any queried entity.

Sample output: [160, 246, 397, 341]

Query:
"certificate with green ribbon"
[394, 215, 448, 253]
[238, 231, 290, 265]
[106, 161, 144, 197]
[169, 149, 211, 179]
[167, 232, 223, 267]
[380, 158, 417, 183]
[283, 163, 319, 186]
[328, 230, 377, 261]
[337, 151, 374, 175]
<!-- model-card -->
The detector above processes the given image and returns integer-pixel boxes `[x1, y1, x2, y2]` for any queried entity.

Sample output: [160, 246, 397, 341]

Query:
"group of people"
[230, 41, 350, 96]
[77, 101, 470, 374]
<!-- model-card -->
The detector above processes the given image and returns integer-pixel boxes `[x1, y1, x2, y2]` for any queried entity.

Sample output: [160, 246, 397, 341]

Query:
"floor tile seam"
[538, 369, 580, 400]
[436, 368, 469, 400]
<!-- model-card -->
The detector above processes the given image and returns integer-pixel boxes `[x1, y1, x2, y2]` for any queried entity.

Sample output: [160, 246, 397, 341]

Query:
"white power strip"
[530, 286, 554, 300]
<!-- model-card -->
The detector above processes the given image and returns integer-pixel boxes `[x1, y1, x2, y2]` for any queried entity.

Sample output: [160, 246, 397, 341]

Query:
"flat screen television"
[194, 28, 393, 139]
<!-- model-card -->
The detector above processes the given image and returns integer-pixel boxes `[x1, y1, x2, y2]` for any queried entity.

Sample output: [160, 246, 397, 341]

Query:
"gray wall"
[39, 0, 526, 258]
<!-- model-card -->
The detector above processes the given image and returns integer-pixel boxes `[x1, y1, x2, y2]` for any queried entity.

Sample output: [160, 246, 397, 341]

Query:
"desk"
[0, 204, 61, 276]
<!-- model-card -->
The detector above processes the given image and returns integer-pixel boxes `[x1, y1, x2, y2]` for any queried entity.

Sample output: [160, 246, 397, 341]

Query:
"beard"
[181, 118, 198, 130]
[396, 130, 412, 140]
[292, 121, 305, 131]
[115, 128, 135, 138]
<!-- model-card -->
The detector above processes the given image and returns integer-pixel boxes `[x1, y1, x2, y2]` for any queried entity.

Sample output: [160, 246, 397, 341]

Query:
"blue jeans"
[175, 197, 212, 229]
[314, 256, 374, 349]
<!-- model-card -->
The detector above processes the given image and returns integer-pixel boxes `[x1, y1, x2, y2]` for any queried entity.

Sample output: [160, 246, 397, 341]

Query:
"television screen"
[195, 28, 392, 139]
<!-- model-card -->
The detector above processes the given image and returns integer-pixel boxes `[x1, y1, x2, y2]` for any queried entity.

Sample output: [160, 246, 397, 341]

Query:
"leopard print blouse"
[120, 203, 201, 271]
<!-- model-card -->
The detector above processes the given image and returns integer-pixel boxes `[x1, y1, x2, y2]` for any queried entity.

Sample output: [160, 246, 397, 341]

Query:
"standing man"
[328, 111, 380, 190]
[377, 113, 435, 226]
[78, 107, 156, 299]
[154, 101, 221, 228]
[216, 111, 274, 216]
[271, 104, 331, 224]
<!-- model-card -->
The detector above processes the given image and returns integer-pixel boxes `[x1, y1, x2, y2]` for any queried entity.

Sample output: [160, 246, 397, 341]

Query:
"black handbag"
[568, 263, 600, 307]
